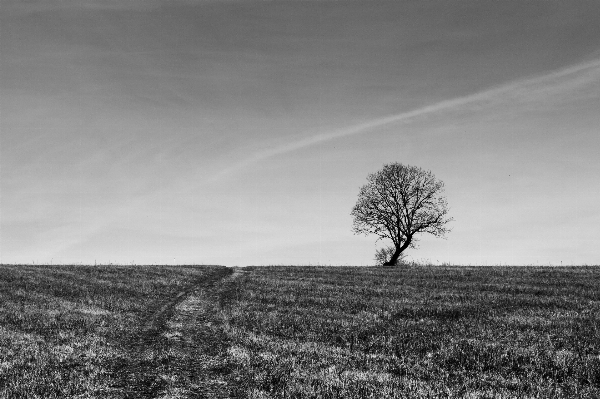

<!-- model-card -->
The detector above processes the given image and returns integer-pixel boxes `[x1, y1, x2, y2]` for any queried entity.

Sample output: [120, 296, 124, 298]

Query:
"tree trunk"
[383, 247, 401, 266]
[383, 237, 412, 266]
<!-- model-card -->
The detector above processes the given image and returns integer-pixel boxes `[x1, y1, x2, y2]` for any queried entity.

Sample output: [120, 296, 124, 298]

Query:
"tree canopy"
[351, 163, 452, 266]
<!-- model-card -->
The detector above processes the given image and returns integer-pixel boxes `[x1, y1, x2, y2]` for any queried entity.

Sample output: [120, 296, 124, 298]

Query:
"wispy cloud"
[209, 57, 600, 182]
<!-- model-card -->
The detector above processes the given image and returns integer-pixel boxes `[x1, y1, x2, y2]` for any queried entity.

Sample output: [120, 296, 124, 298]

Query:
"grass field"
[1, 264, 599, 398]
[0, 264, 232, 398]
[217, 266, 600, 398]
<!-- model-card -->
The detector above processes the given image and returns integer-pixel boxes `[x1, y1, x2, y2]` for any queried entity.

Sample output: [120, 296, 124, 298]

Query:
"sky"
[1, 0, 599, 266]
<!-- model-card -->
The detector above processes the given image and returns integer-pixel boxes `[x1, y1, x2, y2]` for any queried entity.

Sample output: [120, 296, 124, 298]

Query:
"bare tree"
[351, 163, 452, 266]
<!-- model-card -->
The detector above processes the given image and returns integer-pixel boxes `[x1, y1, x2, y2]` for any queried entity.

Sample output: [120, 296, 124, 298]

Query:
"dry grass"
[0, 264, 228, 398]
[215, 266, 600, 398]
[1, 264, 598, 398]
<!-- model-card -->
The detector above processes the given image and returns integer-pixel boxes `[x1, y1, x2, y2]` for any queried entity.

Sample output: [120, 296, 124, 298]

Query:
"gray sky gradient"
[1, 0, 599, 265]
[212, 57, 600, 182]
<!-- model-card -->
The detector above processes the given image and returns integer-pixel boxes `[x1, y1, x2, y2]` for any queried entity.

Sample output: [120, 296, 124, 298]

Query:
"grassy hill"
[0, 264, 232, 398]
[1, 264, 598, 398]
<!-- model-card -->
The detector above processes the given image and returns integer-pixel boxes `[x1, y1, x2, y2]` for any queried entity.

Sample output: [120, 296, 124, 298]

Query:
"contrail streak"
[211, 57, 600, 182]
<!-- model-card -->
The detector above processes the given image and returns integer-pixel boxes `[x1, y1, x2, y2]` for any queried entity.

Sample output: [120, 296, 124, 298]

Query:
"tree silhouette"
[351, 163, 452, 266]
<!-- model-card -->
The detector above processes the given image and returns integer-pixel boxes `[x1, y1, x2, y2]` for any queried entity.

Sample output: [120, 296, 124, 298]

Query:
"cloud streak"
[210, 57, 600, 182]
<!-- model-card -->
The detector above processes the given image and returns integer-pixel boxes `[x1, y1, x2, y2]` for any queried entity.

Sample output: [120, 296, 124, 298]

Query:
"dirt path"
[155, 267, 248, 398]
[111, 267, 235, 399]
[141, 268, 232, 341]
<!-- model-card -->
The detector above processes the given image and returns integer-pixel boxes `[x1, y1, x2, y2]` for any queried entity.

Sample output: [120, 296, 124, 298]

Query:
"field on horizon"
[1, 264, 599, 398]
[0, 264, 232, 398]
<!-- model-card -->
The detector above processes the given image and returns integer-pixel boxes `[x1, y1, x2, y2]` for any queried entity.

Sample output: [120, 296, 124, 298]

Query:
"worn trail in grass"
[111, 266, 234, 398]
[0, 264, 234, 399]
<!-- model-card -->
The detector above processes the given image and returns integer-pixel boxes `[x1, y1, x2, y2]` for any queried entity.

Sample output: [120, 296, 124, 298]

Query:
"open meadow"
[0, 264, 232, 398]
[1, 264, 599, 398]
